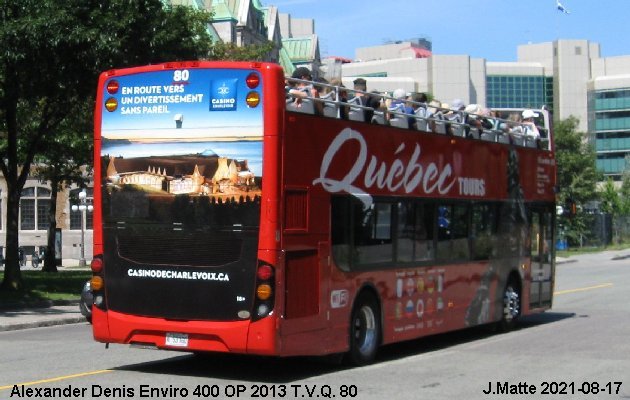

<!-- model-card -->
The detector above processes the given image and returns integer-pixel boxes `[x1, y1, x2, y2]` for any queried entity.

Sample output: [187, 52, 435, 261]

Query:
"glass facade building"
[486, 75, 554, 112]
[590, 88, 630, 179]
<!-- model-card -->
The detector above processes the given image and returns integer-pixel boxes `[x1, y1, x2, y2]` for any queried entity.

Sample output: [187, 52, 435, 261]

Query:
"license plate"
[165, 332, 189, 347]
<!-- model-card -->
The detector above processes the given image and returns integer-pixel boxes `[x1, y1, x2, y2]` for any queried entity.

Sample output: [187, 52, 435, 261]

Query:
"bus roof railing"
[284, 77, 552, 151]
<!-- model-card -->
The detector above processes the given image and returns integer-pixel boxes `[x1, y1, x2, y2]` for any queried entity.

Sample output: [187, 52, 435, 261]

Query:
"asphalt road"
[1, 252, 628, 400]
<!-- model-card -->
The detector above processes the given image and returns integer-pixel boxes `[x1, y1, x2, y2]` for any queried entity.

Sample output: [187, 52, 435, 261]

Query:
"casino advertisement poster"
[99, 68, 263, 209]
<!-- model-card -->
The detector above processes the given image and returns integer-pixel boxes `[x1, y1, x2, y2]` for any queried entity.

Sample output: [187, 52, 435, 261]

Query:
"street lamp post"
[71, 189, 93, 268]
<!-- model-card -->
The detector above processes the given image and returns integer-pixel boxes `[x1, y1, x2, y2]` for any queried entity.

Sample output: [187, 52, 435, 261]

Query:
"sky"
[262, 0, 630, 62]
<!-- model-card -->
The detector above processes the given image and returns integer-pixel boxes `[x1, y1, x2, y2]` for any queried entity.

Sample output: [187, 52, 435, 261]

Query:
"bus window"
[452, 204, 470, 259]
[436, 205, 452, 260]
[396, 201, 415, 262]
[331, 196, 351, 271]
[472, 203, 498, 260]
[437, 204, 470, 261]
[414, 202, 434, 261]
[354, 201, 393, 266]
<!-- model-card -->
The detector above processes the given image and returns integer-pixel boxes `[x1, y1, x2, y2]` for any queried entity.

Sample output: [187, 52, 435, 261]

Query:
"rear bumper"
[93, 309, 278, 355]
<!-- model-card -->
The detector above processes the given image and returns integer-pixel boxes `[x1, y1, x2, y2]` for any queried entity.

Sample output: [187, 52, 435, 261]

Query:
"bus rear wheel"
[498, 278, 521, 332]
[347, 292, 381, 366]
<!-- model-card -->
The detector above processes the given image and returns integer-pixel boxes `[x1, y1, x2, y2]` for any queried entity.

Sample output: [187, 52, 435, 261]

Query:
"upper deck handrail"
[284, 77, 552, 151]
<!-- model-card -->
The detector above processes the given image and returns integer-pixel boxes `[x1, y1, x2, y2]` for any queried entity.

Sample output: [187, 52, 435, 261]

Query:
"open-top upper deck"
[285, 77, 553, 152]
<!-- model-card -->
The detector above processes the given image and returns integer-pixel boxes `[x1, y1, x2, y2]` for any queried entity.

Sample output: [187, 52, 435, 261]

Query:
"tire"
[347, 292, 381, 366]
[498, 278, 521, 332]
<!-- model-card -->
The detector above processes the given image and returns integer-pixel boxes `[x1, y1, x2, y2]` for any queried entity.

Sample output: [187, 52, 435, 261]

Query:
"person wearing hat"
[521, 109, 540, 139]
[390, 88, 413, 113]
[388, 88, 415, 127]
[443, 99, 467, 135]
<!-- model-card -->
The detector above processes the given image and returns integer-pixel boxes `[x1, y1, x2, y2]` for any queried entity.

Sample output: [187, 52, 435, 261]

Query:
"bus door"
[529, 209, 554, 308]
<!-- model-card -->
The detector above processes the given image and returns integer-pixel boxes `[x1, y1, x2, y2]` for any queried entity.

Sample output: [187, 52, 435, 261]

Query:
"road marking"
[0, 370, 112, 391]
[554, 283, 613, 295]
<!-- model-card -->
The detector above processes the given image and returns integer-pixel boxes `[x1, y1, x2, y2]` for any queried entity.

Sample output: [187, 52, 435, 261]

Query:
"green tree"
[209, 41, 276, 61]
[554, 116, 602, 246]
[0, 0, 212, 291]
[599, 178, 621, 215]
[621, 156, 630, 215]
[33, 101, 93, 273]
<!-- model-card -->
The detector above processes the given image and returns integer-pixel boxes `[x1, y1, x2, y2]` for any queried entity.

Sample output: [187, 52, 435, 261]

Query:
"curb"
[0, 316, 87, 332]
[0, 299, 80, 312]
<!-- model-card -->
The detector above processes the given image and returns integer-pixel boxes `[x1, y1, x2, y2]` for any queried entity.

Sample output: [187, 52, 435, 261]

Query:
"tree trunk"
[1, 186, 23, 291]
[43, 176, 59, 272]
[1, 64, 24, 291]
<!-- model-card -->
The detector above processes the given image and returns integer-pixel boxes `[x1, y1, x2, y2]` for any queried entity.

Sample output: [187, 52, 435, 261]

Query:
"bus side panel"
[324, 262, 503, 347]
[259, 64, 284, 251]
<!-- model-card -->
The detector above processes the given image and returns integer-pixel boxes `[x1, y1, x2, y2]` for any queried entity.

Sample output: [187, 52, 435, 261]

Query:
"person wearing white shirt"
[521, 109, 540, 139]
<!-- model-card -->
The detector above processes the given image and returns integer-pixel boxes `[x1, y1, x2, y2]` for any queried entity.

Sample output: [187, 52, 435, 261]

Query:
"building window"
[575, 46, 582, 55]
[69, 188, 93, 230]
[20, 187, 51, 231]
[487, 75, 553, 111]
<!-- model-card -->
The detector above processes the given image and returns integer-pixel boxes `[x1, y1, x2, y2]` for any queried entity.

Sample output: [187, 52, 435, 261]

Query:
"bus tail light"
[105, 97, 118, 112]
[256, 284, 272, 300]
[91, 258, 103, 273]
[246, 72, 260, 89]
[106, 80, 119, 94]
[257, 264, 273, 280]
[252, 261, 275, 321]
[246, 91, 260, 108]
[90, 276, 104, 291]
[90, 255, 107, 311]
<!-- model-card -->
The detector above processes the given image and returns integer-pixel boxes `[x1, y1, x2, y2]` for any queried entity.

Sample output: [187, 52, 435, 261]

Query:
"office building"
[337, 39, 630, 181]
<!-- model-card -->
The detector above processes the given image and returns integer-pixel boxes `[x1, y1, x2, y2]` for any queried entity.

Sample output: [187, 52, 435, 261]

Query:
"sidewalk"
[0, 304, 86, 332]
[1, 250, 628, 332]
[0, 264, 90, 331]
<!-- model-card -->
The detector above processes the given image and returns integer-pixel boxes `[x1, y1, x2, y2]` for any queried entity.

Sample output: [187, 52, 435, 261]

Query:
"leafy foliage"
[621, 156, 630, 215]
[209, 41, 276, 61]
[554, 116, 602, 246]
[554, 117, 601, 204]
[0, 0, 213, 290]
[599, 178, 621, 215]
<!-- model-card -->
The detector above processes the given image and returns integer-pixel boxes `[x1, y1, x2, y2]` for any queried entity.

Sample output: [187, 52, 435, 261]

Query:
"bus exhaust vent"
[284, 188, 308, 231]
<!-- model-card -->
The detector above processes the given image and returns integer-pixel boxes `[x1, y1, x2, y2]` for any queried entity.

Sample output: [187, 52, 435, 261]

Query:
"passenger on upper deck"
[314, 77, 329, 94]
[352, 78, 369, 105]
[410, 93, 428, 108]
[369, 90, 386, 110]
[409, 92, 429, 118]
[465, 104, 494, 130]
[450, 99, 466, 114]
[351, 78, 375, 122]
[390, 88, 414, 114]
[427, 99, 442, 118]
[288, 67, 321, 114]
[443, 99, 467, 135]
[521, 109, 541, 139]
[387, 88, 415, 127]
[329, 78, 348, 119]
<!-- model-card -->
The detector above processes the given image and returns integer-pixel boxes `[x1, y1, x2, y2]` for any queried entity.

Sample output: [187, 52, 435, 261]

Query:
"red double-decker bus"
[91, 61, 556, 365]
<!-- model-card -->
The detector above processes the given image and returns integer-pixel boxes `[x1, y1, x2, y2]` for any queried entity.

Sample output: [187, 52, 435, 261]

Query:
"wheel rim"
[503, 285, 520, 323]
[354, 305, 377, 356]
